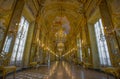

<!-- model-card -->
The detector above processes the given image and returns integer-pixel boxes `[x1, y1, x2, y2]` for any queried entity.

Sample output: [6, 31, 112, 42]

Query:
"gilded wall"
[84, 0, 120, 67]
[107, 0, 120, 46]
[0, 0, 15, 51]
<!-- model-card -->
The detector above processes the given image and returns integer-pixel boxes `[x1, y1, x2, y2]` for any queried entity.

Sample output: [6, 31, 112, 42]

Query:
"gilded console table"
[30, 62, 37, 68]
[0, 66, 16, 79]
[83, 63, 92, 69]
[102, 67, 120, 79]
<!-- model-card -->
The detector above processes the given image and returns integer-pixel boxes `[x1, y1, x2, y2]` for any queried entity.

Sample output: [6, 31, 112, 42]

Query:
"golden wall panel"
[107, 0, 120, 46]
[0, 0, 15, 51]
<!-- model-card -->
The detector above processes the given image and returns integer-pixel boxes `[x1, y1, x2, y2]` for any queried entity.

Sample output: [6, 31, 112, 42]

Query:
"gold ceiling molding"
[40, 14, 81, 29]
[41, 11, 81, 29]
[43, 0, 81, 5]
[40, 0, 82, 21]
[43, 1, 80, 10]
[0, 8, 11, 16]
[42, 10, 81, 23]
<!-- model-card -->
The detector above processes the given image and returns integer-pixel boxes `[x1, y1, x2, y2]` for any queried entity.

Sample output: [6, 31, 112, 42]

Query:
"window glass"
[94, 19, 111, 66]
[2, 36, 12, 53]
[10, 16, 29, 66]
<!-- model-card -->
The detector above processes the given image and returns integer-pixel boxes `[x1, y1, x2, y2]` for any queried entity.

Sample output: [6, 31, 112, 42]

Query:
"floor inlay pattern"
[7, 61, 115, 79]
[7, 71, 44, 79]
[7, 66, 49, 79]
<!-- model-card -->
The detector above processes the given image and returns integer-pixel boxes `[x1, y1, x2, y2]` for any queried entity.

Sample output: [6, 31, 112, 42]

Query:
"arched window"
[94, 19, 111, 66]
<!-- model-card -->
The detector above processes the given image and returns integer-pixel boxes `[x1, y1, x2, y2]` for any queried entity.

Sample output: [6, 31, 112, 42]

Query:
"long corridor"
[7, 61, 115, 79]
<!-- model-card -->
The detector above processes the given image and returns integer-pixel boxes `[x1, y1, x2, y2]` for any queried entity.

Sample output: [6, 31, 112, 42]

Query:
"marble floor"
[7, 61, 115, 79]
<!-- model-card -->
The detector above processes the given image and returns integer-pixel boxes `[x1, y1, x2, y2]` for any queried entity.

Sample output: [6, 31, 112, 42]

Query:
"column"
[29, 44, 37, 63]
[81, 14, 92, 65]
[88, 24, 100, 69]
[29, 21, 38, 63]
[99, 0, 120, 66]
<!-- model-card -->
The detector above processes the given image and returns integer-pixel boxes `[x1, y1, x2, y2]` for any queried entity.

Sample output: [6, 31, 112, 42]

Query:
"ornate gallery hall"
[0, 0, 120, 79]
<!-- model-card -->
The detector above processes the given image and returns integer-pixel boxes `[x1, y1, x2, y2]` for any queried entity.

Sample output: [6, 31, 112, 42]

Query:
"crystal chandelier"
[55, 28, 66, 43]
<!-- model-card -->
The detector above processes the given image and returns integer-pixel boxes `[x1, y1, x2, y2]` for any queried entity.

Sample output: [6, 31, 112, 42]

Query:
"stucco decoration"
[107, 0, 120, 47]
[109, 0, 120, 27]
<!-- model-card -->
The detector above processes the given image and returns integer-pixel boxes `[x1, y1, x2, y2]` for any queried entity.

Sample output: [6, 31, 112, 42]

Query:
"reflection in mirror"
[116, 29, 120, 48]
[2, 35, 13, 54]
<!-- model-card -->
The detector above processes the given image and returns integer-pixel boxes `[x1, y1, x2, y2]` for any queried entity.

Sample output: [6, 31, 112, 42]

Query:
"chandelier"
[57, 42, 64, 52]
[53, 16, 68, 53]
[55, 28, 66, 43]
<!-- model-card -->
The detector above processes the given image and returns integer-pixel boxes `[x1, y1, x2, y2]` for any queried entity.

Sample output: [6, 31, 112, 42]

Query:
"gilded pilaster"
[81, 13, 92, 65]
[23, 21, 35, 67]
[29, 8, 40, 64]
[88, 24, 100, 69]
